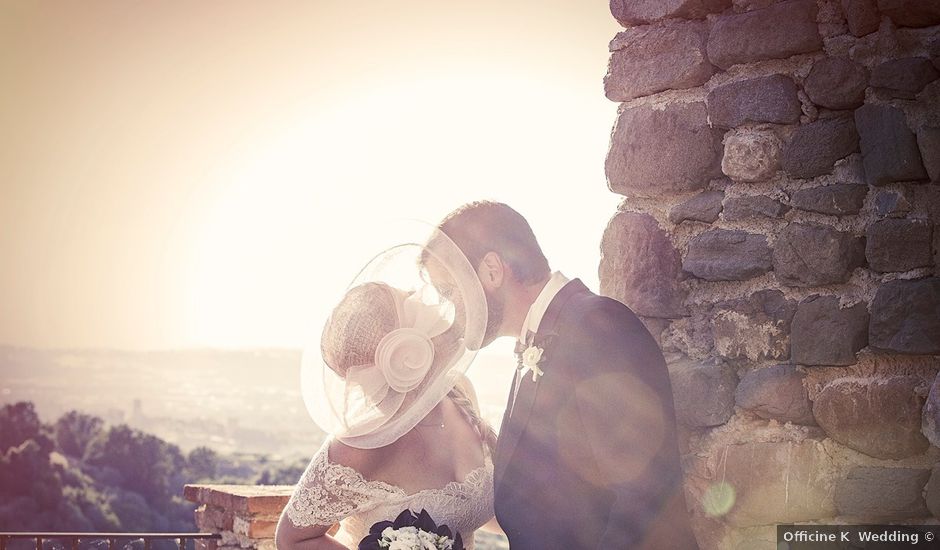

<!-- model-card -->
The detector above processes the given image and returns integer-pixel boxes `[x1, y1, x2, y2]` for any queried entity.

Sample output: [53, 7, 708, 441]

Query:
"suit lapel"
[494, 279, 589, 492]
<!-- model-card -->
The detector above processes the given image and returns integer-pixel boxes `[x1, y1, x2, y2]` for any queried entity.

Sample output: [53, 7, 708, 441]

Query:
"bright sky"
[0, 1, 621, 352]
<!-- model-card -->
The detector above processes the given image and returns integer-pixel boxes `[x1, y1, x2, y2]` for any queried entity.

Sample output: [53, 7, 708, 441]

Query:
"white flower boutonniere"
[520, 345, 545, 382]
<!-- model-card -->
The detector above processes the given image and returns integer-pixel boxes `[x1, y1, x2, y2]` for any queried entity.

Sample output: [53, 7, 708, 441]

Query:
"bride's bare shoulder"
[326, 438, 384, 476]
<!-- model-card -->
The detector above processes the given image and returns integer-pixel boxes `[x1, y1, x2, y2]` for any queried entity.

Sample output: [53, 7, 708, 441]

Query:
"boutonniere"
[520, 345, 545, 382]
[515, 332, 556, 383]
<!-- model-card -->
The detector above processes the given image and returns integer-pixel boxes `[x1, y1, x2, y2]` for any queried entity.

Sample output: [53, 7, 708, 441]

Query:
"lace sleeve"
[283, 445, 385, 528]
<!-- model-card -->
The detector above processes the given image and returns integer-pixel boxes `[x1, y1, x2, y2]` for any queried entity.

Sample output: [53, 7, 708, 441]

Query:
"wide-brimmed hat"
[301, 222, 487, 449]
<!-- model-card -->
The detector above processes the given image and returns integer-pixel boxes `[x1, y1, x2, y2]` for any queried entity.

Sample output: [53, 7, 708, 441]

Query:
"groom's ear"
[478, 251, 504, 291]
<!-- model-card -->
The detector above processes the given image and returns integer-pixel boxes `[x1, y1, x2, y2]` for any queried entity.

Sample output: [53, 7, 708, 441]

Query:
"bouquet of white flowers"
[358, 509, 464, 550]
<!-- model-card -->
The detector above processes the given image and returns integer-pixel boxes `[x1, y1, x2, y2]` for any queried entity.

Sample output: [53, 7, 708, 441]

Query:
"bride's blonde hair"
[449, 385, 498, 454]
[320, 282, 398, 378]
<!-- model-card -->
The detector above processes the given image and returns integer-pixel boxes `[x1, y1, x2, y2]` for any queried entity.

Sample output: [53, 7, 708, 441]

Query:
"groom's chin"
[464, 334, 494, 352]
[465, 340, 485, 352]
[479, 329, 500, 349]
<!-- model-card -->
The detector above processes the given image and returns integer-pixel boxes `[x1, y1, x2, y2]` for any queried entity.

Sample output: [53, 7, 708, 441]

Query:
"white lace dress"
[283, 437, 495, 549]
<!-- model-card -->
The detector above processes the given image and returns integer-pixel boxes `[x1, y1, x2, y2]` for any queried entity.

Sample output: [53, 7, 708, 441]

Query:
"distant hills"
[0, 346, 324, 460]
[0, 344, 515, 455]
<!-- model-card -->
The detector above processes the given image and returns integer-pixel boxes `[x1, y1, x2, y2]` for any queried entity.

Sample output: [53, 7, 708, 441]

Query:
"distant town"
[0, 347, 325, 461]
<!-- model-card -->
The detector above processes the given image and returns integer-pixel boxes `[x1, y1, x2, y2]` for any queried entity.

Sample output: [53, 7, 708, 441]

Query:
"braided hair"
[448, 383, 497, 454]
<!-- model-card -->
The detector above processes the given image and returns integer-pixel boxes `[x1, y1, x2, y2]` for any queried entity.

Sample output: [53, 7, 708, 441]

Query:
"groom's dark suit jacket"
[493, 279, 699, 549]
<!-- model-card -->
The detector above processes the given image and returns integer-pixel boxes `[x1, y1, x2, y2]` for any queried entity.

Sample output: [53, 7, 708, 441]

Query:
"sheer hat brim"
[300, 221, 486, 448]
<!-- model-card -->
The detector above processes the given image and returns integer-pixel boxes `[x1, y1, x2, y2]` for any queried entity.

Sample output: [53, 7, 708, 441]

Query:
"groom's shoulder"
[563, 289, 648, 341]
[559, 290, 666, 373]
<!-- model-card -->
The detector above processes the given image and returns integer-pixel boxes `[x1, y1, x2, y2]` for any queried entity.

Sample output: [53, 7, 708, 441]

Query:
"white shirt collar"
[519, 271, 571, 342]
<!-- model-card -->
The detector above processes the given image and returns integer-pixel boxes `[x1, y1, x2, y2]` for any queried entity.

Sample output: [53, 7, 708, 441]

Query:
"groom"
[436, 201, 698, 549]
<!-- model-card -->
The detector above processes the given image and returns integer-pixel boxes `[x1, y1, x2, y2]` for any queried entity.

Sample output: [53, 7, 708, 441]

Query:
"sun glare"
[182, 71, 617, 350]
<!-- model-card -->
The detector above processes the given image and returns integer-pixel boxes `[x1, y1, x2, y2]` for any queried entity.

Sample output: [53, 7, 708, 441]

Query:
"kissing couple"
[275, 201, 698, 549]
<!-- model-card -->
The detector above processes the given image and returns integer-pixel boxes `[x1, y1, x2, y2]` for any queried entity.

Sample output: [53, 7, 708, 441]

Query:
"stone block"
[183, 484, 294, 516]
[668, 358, 737, 427]
[804, 57, 869, 109]
[870, 278, 940, 354]
[788, 184, 867, 216]
[610, 0, 732, 25]
[842, 0, 881, 36]
[878, 0, 940, 28]
[735, 364, 815, 424]
[835, 467, 930, 519]
[707, 74, 802, 128]
[607, 102, 724, 197]
[855, 104, 929, 185]
[722, 195, 789, 220]
[219, 533, 241, 548]
[683, 229, 773, 281]
[781, 115, 860, 179]
[813, 377, 930, 459]
[917, 126, 940, 182]
[712, 289, 797, 362]
[721, 129, 782, 182]
[913, 185, 940, 221]
[922, 372, 940, 448]
[870, 57, 940, 98]
[605, 20, 713, 102]
[195, 504, 235, 531]
[731, 0, 778, 9]
[668, 191, 725, 224]
[791, 295, 869, 366]
[600, 212, 685, 318]
[718, 440, 836, 527]
[866, 218, 933, 272]
[873, 189, 913, 218]
[926, 465, 940, 519]
[772, 223, 865, 287]
[706, 0, 822, 69]
[234, 515, 278, 539]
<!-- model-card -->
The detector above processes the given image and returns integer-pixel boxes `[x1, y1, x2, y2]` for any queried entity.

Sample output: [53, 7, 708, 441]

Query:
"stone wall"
[184, 484, 293, 550]
[599, 1, 940, 547]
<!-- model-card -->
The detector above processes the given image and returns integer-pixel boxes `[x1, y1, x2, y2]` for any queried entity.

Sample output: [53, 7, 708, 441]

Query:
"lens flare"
[702, 481, 736, 517]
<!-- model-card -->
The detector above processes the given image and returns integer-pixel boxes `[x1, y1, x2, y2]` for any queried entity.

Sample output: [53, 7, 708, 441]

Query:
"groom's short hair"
[437, 201, 550, 284]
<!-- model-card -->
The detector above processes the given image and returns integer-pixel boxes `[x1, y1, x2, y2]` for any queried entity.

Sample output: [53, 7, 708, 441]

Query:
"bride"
[275, 231, 498, 549]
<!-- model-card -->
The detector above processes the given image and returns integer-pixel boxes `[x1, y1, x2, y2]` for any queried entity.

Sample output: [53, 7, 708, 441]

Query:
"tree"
[256, 458, 306, 485]
[186, 446, 218, 480]
[0, 439, 62, 507]
[0, 401, 42, 453]
[0, 402, 199, 535]
[55, 410, 104, 459]
[84, 425, 182, 506]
